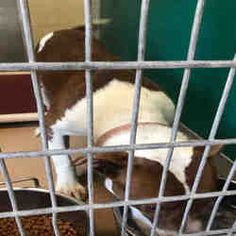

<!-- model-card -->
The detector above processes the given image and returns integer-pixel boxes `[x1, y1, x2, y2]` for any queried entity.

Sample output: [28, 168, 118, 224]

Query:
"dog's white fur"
[46, 79, 179, 197]
[51, 79, 175, 138]
[35, 29, 218, 234]
[101, 123, 193, 192]
[37, 32, 54, 53]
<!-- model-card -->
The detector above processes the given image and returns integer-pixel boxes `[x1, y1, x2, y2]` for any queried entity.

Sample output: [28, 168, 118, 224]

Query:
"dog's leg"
[48, 126, 86, 200]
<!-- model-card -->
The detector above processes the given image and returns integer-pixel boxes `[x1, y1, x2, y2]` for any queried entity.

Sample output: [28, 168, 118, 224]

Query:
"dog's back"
[36, 26, 175, 137]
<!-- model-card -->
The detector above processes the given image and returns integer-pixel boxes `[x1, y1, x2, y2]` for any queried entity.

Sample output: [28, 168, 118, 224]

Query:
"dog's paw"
[56, 181, 87, 201]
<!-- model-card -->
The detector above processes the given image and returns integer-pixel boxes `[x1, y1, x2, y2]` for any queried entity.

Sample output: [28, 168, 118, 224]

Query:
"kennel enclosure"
[0, 0, 236, 235]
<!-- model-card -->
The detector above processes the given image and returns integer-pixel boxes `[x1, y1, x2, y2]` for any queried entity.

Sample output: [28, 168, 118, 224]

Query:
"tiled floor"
[0, 123, 118, 235]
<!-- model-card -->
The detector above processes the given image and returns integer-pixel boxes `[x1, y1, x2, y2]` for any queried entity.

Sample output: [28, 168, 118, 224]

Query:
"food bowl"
[0, 187, 88, 235]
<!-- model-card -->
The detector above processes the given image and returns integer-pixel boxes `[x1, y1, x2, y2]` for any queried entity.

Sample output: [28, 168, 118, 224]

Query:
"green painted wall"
[99, 0, 236, 159]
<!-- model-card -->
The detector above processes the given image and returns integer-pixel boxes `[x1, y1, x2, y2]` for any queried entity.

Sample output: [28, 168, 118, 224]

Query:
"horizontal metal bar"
[0, 138, 235, 159]
[185, 228, 236, 236]
[155, 226, 235, 236]
[0, 189, 235, 219]
[0, 60, 235, 71]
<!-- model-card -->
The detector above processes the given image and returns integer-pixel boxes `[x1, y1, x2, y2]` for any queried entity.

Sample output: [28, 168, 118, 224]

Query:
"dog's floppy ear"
[194, 145, 223, 158]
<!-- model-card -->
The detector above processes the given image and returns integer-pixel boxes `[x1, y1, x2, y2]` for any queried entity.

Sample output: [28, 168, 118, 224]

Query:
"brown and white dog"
[36, 26, 222, 233]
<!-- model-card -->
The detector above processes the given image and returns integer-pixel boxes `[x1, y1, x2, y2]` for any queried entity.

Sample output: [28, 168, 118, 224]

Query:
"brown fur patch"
[36, 27, 160, 129]
[193, 145, 223, 158]
[92, 152, 189, 231]
[185, 153, 217, 193]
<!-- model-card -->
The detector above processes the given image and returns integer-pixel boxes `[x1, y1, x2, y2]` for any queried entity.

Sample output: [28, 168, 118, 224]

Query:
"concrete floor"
[0, 123, 118, 235]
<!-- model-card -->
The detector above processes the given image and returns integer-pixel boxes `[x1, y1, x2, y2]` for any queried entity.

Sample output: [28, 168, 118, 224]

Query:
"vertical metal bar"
[84, 0, 94, 235]
[206, 160, 236, 231]
[0, 158, 25, 236]
[206, 54, 236, 232]
[121, 0, 150, 235]
[228, 221, 236, 236]
[179, 53, 236, 234]
[17, 1, 60, 235]
[150, 1, 205, 235]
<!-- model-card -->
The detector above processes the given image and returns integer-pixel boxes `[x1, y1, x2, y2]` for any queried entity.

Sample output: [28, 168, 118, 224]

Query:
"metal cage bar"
[0, 138, 236, 159]
[205, 54, 236, 232]
[0, 188, 236, 218]
[179, 52, 235, 234]
[207, 161, 236, 231]
[0, 159, 25, 236]
[84, 0, 95, 235]
[121, 0, 150, 235]
[178, 53, 236, 234]
[0, 0, 234, 235]
[228, 221, 236, 236]
[0, 60, 235, 71]
[17, 0, 60, 235]
[150, 1, 205, 235]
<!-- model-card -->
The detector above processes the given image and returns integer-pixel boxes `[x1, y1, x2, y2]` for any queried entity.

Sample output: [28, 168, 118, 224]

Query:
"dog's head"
[94, 144, 222, 233]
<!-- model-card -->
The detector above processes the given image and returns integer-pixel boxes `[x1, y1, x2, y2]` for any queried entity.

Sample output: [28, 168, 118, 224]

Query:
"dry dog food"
[0, 215, 82, 236]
